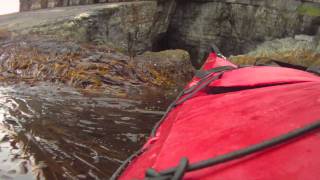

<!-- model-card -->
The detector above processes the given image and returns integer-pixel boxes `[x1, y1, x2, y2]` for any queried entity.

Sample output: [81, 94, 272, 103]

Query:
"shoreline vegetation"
[0, 33, 195, 97]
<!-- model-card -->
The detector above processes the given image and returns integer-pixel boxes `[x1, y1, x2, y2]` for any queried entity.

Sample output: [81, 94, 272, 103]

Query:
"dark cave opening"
[152, 33, 170, 52]
[151, 32, 211, 68]
[152, 33, 171, 52]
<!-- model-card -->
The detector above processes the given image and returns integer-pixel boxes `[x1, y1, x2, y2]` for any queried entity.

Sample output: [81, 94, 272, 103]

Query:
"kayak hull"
[118, 53, 320, 180]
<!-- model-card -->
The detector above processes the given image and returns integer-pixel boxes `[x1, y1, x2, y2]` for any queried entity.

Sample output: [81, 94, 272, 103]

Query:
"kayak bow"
[113, 51, 320, 180]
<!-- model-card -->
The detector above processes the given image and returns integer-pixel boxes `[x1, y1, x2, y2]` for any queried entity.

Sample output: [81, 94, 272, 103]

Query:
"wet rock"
[135, 49, 195, 88]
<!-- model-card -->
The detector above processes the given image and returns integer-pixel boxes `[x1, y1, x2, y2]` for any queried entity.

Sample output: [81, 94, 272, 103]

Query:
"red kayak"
[112, 51, 320, 180]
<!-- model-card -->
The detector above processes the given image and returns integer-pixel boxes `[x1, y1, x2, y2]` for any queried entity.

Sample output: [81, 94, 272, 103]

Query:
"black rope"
[110, 149, 144, 180]
[194, 66, 235, 79]
[152, 66, 235, 137]
[183, 66, 235, 95]
[174, 73, 223, 107]
[172, 158, 189, 180]
[145, 120, 320, 180]
[210, 43, 222, 57]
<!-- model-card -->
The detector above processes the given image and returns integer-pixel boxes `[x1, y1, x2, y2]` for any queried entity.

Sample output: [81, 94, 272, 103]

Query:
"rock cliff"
[166, 0, 320, 66]
[10, 0, 320, 67]
[2, 1, 176, 56]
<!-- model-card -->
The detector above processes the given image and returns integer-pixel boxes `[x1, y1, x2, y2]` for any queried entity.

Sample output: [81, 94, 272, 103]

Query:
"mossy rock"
[297, 4, 320, 17]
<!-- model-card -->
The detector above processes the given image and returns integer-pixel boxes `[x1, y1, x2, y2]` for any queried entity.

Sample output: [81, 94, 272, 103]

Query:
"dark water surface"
[0, 83, 169, 180]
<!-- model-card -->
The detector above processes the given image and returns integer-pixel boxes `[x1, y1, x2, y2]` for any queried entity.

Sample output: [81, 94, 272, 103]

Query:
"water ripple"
[0, 83, 166, 179]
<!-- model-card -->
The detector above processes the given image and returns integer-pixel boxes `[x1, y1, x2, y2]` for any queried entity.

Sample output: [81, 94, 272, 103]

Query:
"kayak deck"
[117, 53, 320, 180]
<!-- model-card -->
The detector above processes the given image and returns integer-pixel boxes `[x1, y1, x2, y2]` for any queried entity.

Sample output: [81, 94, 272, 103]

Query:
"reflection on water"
[0, 83, 166, 179]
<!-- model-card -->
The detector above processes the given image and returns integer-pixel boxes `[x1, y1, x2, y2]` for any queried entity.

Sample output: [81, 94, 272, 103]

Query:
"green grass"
[297, 5, 320, 17]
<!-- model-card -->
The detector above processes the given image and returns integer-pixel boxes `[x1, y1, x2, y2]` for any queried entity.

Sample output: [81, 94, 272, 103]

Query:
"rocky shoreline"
[0, 1, 319, 179]
[0, 34, 194, 97]
[0, 1, 196, 98]
[1, 0, 320, 97]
